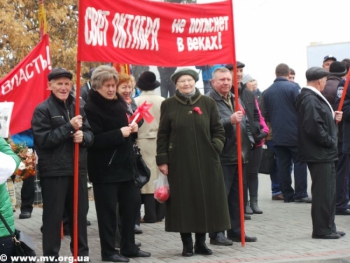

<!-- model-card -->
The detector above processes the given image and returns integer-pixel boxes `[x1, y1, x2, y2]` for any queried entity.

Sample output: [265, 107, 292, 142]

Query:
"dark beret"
[225, 61, 245, 70]
[137, 71, 160, 91]
[306, 67, 330, 81]
[171, 68, 199, 84]
[48, 68, 73, 81]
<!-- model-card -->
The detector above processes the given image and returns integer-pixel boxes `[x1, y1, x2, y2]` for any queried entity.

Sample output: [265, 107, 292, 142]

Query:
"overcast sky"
[196, 0, 350, 90]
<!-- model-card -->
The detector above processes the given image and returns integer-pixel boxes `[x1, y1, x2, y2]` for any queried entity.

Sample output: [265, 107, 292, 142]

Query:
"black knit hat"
[329, 61, 347, 76]
[48, 68, 73, 81]
[306, 67, 330, 81]
[171, 68, 199, 84]
[137, 71, 160, 91]
[225, 61, 245, 70]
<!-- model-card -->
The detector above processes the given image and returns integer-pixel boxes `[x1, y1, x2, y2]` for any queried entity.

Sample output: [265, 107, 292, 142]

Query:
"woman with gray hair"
[84, 65, 150, 262]
[157, 68, 230, 257]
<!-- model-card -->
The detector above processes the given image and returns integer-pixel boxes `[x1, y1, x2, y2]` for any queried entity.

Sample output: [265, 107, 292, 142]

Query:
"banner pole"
[337, 70, 350, 112]
[73, 62, 81, 262]
[229, 0, 245, 247]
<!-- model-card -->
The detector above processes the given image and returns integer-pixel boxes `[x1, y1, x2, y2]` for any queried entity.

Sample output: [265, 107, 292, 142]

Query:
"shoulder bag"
[133, 143, 151, 188]
[0, 212, 36, 263]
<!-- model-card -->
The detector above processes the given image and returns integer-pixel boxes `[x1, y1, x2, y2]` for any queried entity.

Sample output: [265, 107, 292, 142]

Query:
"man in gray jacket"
[206, 67, 257, 245]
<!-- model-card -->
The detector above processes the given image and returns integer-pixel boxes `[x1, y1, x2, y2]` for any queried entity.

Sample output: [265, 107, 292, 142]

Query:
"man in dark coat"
[322, 62, 350, 215]
[225, 61, 261, 216]
[32, 68, 94, 262]
[157, 66, 177, 98]
[295, 67, 344, 239]
[206, 67, 257, 245]
[263, 63, 310, 203]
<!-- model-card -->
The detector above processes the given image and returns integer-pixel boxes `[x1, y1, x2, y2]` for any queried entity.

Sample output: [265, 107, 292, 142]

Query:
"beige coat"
[135, 91, 165, 194]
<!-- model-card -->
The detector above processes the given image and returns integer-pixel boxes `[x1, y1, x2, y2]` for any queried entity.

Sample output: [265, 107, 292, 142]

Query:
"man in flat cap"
[295, 67, 344, 239]
[32, 68, 94, 261]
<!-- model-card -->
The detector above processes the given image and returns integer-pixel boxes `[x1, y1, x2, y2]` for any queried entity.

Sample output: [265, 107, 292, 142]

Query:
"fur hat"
[171, 68, 199, 84]
[329, 61, 347, 76]
[48, 68, 72, 81]
[306, 67, 330, 81]
[137, 71, 160, 91]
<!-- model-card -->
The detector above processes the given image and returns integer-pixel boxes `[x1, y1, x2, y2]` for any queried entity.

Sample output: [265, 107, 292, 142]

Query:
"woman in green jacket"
[0, 137, 20, 262]
[156, 68, 230, 257]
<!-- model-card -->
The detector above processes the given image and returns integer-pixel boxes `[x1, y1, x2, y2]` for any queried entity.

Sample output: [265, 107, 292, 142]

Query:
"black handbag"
[0, 212, 36, 263]
[259, 144, 275, 175]
[133, 144, 151, 188]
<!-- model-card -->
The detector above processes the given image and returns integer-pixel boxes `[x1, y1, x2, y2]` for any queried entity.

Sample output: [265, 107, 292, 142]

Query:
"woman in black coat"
[84, 65, 150, 262]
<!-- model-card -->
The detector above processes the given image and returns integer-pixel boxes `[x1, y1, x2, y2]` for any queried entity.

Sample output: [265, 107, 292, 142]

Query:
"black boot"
[194, 233, 212, 255]
[180, 233, 193, 257]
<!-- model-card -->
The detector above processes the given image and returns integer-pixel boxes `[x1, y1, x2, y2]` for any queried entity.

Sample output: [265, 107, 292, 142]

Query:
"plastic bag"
[154, 172, 170, 203]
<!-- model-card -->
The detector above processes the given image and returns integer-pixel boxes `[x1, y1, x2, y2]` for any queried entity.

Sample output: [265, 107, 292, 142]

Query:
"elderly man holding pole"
[206, 67, 257, 245]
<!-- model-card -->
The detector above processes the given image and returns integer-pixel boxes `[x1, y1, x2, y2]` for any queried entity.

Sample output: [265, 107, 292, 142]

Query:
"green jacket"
[156, 89, 230, 233]
[0, 137, 20, 237]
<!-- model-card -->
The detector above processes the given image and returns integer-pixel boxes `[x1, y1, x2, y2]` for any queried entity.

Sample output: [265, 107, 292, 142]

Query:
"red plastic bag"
[154, 172, 170, 203]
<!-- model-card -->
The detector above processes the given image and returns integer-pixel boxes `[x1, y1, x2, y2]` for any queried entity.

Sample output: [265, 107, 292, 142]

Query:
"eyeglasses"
[177, 79, 195, 84]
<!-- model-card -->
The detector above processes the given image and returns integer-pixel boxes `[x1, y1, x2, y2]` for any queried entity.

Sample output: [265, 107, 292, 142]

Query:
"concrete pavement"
[14, 174, 350, 263]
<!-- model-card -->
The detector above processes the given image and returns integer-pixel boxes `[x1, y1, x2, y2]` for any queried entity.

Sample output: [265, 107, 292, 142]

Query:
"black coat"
[337, 79, 350, 154]
[84, 89, 136, 183]
[31, 93, 93, 177]
[295, 88, 338, 162]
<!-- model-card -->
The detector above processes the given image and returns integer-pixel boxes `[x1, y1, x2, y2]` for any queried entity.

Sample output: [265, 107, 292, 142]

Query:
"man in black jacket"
[206, 67, 257, 245]
[296, 67, 344, 239]
[32, 68, 94, 262]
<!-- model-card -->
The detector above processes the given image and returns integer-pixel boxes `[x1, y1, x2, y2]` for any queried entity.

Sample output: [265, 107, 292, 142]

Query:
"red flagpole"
[73, 62, 81, 261]
[229, 0, 245, 247]
[337, 70, 350, 111]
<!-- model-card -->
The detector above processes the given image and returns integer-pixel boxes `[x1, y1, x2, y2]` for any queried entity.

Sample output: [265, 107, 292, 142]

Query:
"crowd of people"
[0, 55, 350, 262]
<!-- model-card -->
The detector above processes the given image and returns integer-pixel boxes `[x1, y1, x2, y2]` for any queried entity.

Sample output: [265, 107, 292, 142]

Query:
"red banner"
[0, 34, 51, 135]
[78, 0, 234, 66]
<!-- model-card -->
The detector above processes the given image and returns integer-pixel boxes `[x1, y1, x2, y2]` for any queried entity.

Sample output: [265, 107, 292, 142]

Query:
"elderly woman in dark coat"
[84, 65, 150, 262]
[156, 68, 230, 257]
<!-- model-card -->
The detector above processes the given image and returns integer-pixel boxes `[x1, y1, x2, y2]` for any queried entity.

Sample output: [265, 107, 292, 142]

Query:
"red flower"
[193, 107, 202, 115]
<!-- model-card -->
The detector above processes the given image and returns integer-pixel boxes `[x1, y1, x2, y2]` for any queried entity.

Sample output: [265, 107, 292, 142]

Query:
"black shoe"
[102, 254, 129, 262]
[284, 198, 295, 203]
[228, 235, 257, 242]
[336, 209, 350, 215]
[182, 246, 193, 257]
[210, 235, 233, 246]
[244, 214, 251, 220]
[19, 211, 31, 219]
[294, 197, 312, 203]
[87, 220, 91, 226]
[194, 243, 212, 255]
[136, 242, 141, 247]
[312, 233, 341, 239]
[134, 225, 143, 234]
[125, 250, 151, 258]
[335, 231, 346, 236]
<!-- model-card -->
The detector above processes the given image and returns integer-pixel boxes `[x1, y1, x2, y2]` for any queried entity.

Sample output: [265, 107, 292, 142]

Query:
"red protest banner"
[0, 34, 51, 135]
[77, 0, 234, 66]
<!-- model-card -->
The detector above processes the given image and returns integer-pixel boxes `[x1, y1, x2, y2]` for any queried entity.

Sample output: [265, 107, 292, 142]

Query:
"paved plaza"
[14, 174, 350, 263]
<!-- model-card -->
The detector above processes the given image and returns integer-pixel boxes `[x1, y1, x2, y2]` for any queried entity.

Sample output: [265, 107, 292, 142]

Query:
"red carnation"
[193, 107, 202, 115]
